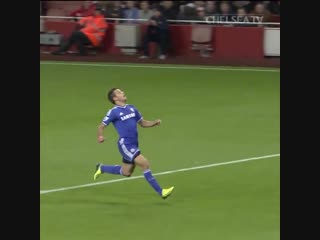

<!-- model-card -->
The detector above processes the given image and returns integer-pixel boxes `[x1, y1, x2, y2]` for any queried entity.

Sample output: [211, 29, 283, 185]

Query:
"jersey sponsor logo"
[120, 112, 135, 121]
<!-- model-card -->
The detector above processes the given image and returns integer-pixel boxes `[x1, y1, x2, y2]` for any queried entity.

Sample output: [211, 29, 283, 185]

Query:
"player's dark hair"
[107, 88, 118, 104]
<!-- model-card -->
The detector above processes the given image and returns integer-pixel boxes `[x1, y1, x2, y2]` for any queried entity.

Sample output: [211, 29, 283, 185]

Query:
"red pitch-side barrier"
[43, 21, 264, 60]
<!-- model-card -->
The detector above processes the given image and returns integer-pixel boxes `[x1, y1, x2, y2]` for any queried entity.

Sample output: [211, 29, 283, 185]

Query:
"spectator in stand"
[139, 1, 153, 20]
[219, 1, 234, 17]
[205, 1, 218, 16]
[124, 1, 139, 23]
[234, 7, 252, 26]
[232, 1, 250, 13]
[237, 7, 247, 20]
[241, 1, 259, 13]
[139, 7, 169, 60]
[196, 6, 207, 22]
[194, 1, 205, 8]
[105, 1, 125, 22]
[218, 1, 234, 24]
[159, 1, 178, 20]
[251, 2, 271, 23]
[177, 3, 198, 22]
[69, 1, 97, 18]
[52, 6, 108, 56]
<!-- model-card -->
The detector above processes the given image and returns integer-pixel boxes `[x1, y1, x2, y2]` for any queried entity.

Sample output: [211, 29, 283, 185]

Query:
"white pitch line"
[40, 61, 280, 72]
[40, 153, 280, 195]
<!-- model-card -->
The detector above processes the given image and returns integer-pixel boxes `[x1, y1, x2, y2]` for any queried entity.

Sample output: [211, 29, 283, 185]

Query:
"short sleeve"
[102, 109, 115, 125]
[133, 106, 143, 122]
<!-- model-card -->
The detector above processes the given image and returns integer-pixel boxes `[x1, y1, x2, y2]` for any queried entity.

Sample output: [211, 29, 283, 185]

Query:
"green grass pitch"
[40, 62, 280, 240]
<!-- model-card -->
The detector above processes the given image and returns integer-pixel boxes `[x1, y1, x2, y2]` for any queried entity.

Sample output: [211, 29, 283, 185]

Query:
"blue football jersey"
[101, 104, 143, 144]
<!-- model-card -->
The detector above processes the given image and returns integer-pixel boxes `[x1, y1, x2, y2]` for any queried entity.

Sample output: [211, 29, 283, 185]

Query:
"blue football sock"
[143, 170, 162, 195]
[101, 165, 122, 175]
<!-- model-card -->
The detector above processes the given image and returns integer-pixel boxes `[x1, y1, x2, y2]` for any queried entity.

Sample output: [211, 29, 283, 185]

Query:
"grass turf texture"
[40, 62, 280, 240]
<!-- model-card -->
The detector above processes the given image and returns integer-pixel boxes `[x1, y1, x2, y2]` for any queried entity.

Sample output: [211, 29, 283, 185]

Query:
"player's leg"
[94, 142, 137, 180]
[94, 163, 135, 180]
[120, 163, 136, 177]
[134, 154, 160, 193]
[74, 31, 91, 56]
[134, 154, 174, 199]
[52, 30, 79, 54]
[93, 163, 122, 180]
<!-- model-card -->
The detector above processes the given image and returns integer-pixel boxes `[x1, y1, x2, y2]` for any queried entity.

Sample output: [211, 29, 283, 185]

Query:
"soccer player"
[94, 88, 174, 199]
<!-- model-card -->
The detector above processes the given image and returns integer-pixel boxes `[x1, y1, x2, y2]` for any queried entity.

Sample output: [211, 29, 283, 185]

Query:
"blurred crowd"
[40, 1, 280, 23]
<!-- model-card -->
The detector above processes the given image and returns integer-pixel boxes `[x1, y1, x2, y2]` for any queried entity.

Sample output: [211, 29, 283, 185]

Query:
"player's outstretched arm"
[97, 123, 106, 143]
[138, 119, 161, 128]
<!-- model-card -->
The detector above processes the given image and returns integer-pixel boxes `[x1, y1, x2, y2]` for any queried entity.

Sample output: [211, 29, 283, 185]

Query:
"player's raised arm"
[138, 119, 161, 128]
[132, 105, 161, 128]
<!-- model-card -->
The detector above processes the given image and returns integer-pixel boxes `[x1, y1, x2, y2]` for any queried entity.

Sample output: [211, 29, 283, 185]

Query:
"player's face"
[113, 89, 127, 102]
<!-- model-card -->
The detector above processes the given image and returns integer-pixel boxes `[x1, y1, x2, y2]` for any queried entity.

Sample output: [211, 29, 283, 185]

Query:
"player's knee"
[122, 173, 132, 177]
[145, 163, 150, 170]
[121, 171, 132, 177]
[134, 155, 150, 170]
[140, 161, 150, 171]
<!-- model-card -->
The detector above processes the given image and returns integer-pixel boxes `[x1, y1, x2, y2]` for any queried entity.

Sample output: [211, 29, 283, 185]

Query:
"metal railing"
[40, 15, 280, 26]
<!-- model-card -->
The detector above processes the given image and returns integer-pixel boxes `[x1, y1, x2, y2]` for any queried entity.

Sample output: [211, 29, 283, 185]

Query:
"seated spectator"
[232, 1, 250, 9]
[139, 8, 169, 60]
[124, 1, 139, 23]
[159, 1, 178, 20]
[69, 1, 97, 18]
[139, 1, 153, 20]
[234, 7, 252, 26]
[196, 7, 207, 22]
[194, 1, 205, 8]
[251, 2, 271, 23]
[52, 6, 108, 56]
[237, 7, 247, 20]
[219, 1, 234, 17]
[105, 1, 125, 22]
[205, 1, 218, 16]
[218, 1, 235, 24]
[177, 3, 198, 22]
[243, 1, 259, 14]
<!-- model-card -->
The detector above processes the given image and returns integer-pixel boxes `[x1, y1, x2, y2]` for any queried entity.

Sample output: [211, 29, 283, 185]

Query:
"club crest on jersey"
[120, 112, 135, 121]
